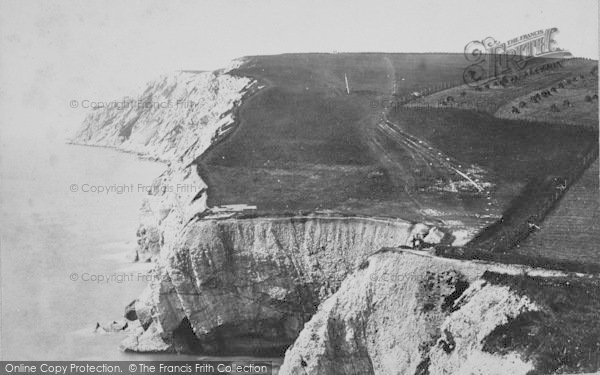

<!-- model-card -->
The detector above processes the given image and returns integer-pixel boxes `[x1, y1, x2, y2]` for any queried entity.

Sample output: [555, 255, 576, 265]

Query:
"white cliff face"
[124, 216, 426, 354]
[73, 70, 254, 164]
[279, 250, 551, 375]
[136, 164, 208, 258]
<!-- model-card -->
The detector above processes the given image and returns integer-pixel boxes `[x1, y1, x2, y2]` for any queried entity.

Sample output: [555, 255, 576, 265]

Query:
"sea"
[0, 137, 281, 370]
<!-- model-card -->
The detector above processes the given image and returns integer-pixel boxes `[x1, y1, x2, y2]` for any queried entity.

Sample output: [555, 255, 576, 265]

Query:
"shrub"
[482, 272, 600, 374]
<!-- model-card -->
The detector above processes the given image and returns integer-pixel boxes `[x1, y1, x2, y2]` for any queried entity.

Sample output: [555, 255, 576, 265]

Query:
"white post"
[345, 73, 350, 95]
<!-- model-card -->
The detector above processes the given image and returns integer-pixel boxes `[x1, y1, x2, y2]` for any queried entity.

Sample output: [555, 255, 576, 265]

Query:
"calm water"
[0, 140, 281, 369]
[1, 141, 165, 359]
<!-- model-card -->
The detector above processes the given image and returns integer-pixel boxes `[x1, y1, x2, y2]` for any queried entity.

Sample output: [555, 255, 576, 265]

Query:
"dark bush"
[483, 272, 600, 374]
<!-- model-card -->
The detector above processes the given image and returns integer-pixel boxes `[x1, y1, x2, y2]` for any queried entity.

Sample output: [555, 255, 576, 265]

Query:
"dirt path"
[378, 116, 487, 193]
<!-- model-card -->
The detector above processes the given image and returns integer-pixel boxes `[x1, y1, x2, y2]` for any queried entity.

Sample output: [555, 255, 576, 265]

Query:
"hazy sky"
[0, 0, 598, 142]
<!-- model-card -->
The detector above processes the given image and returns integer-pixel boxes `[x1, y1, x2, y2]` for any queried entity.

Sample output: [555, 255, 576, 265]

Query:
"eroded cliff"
[122, 216, 434, 355]
[279, 250, 574, 375]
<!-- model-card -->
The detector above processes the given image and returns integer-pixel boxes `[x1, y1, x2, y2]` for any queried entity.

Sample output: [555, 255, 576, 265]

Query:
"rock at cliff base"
[120, 322, 173, 353]
[95, 320, 129, 334]
[124, 300, 137, 321]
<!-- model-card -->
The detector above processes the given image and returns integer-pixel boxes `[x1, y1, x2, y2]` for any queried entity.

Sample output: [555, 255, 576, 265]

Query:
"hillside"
[195, 53, 596, 244]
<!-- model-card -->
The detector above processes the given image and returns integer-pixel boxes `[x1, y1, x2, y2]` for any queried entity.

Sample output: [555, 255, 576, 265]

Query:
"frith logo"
[463, 28, 567, 86]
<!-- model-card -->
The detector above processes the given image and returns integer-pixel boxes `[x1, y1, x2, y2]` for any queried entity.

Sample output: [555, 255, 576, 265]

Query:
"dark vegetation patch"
[358, 259, 369, 270]
[482, 271, 600, 374]
[417, 270, 470, 314]
[441, 279, 469, 312]
[414, 357, 430, 375]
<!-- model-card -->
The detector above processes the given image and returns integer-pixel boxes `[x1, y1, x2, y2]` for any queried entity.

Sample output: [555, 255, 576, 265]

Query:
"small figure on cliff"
[411, 233, 424, 249]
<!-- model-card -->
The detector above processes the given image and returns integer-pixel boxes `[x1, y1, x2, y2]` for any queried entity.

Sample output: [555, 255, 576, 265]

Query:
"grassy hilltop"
[194, 53, 597, 252]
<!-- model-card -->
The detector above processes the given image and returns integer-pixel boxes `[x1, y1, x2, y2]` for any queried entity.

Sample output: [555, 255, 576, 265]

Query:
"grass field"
[385, 108, 594, 184]
[193, 53, 597, 247]
[197, 54, 481, 224]
[513, 160, 599, 265]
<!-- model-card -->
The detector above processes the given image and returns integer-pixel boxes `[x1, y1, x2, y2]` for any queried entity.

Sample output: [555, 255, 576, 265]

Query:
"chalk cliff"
[73, 68, 253, 164]
[122, 216, 433, 354]
[279, 250, 552, 375]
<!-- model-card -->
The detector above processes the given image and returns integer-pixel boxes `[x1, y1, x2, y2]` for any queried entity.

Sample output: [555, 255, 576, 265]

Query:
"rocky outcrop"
[123, 216, 434, 355]
[135, 164, 208, 259]
[279, 250, 565, 375]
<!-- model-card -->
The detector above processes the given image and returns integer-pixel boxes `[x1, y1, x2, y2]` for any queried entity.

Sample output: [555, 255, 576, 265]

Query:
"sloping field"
[194, 54, 597, 239]
[196, 54, 479, 223]
[513, 160, 599, 265]
[495, 73, 598, 129]
[406, 59, 596, 114]
[385, 109, 594, 186]
[386, 108, 597, 240]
